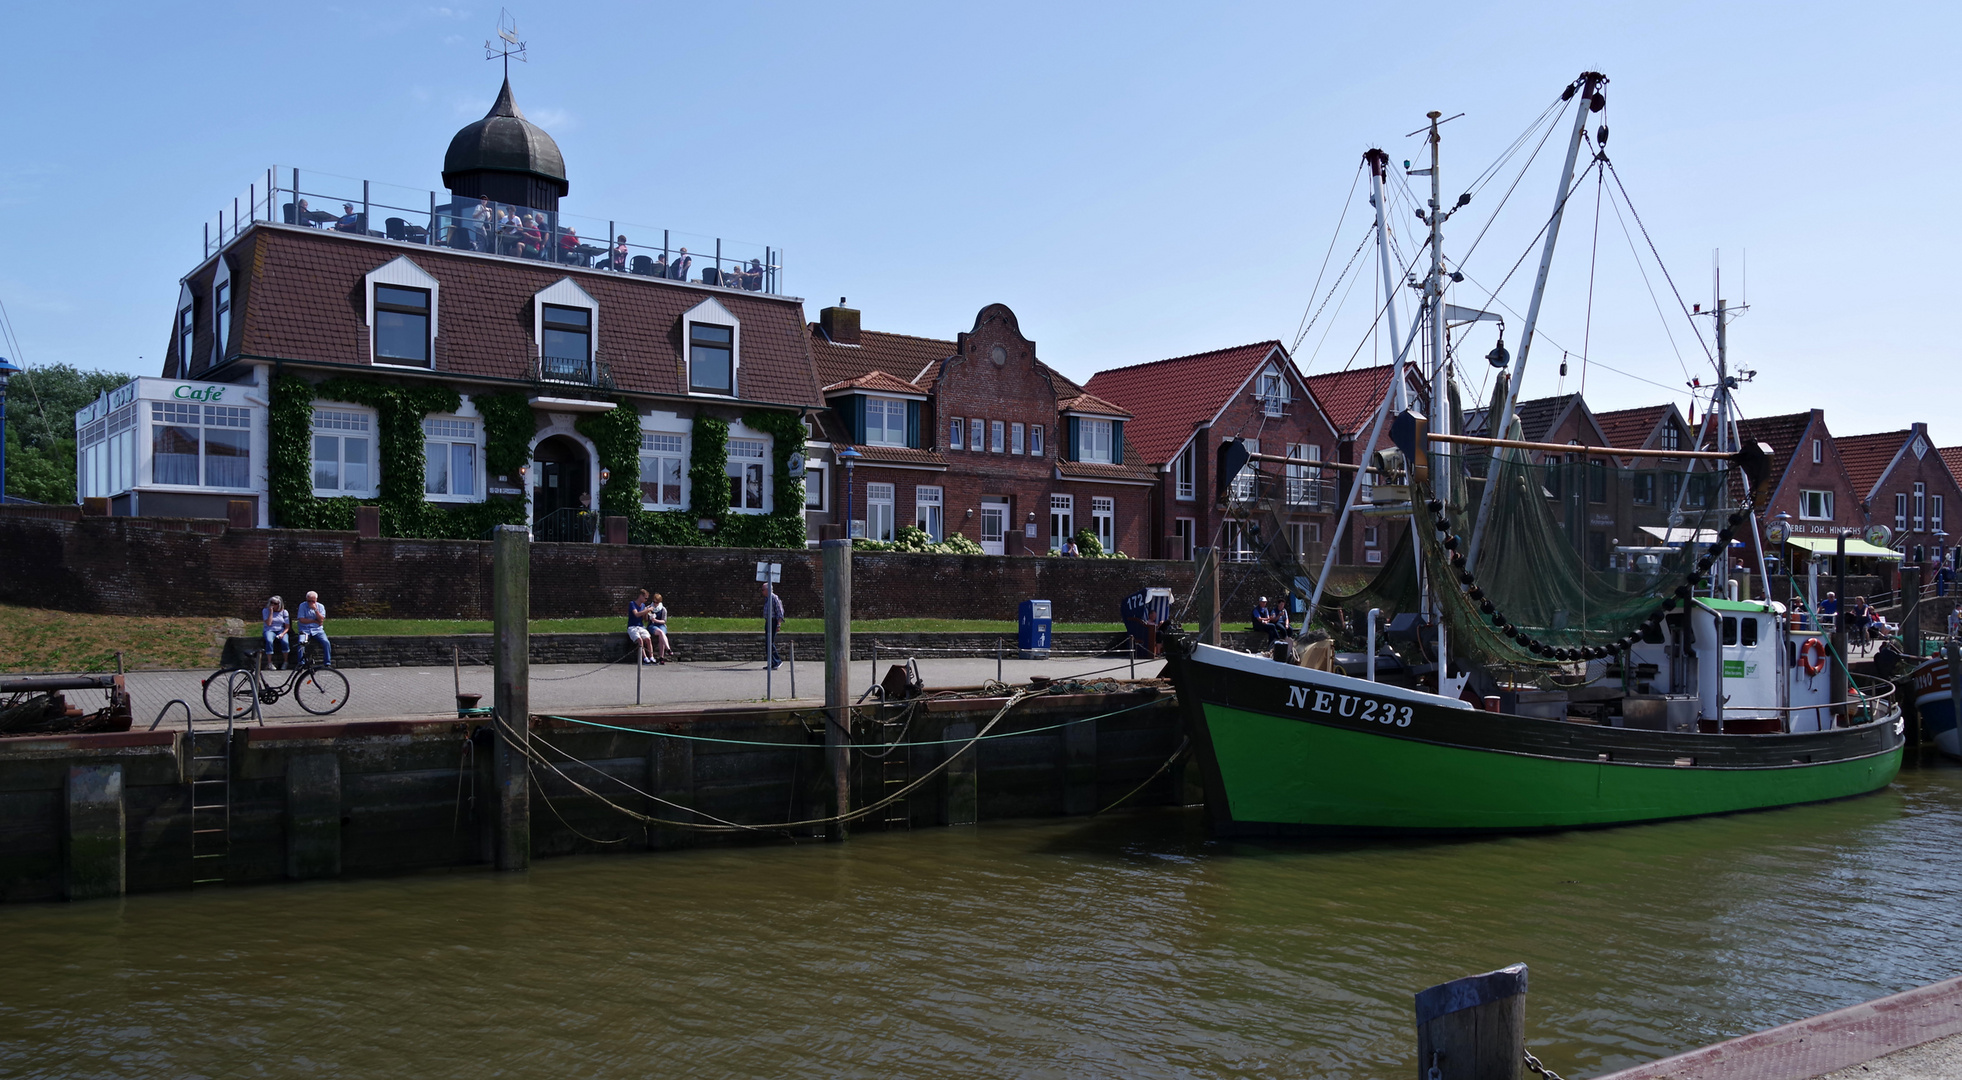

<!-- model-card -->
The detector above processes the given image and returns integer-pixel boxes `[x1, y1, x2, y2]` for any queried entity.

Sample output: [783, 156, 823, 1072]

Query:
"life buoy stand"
[1799, 637, 1827, 676]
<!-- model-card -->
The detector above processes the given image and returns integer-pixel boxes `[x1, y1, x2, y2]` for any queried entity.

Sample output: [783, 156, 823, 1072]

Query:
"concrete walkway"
[123, 653, 1166, 727]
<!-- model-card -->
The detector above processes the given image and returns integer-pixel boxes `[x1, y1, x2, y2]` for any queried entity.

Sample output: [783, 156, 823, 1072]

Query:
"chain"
[1523, 1048, 1568, 1080]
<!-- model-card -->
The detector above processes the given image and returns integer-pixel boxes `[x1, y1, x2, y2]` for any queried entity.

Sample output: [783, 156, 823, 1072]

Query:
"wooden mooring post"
[490, 524, 530, 871]
[821, 530, 852, 841]
[1414, 963, 1528, 1080]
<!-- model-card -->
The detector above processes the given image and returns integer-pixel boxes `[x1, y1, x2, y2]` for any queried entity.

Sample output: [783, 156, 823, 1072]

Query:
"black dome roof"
[442, 78, 568, 197]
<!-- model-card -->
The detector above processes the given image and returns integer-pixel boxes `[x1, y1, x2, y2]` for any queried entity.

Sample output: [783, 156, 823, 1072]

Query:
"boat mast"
[1365, 149, 1406, 410]
[1464, 71, 1606, 573]
[1422, 111, 1449, 674]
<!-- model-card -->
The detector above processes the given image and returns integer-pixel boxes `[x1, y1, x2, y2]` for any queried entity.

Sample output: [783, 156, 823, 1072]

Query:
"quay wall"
[0, 688, 1189, 903]
[218, 631, 1135, 669]
[0, 514, 1306, 624]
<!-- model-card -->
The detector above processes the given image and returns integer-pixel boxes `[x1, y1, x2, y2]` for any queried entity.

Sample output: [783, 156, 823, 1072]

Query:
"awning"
[1785, 536, 1902, 560]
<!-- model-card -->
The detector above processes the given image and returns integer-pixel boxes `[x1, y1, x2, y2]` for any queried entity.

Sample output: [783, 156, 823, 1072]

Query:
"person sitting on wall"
[628, 589, 658, 665]
[649, 592, 673, 664]
[1252, 597, 1287, 643]
[261, 595, 291, 670]
[294, 591, 332, 667]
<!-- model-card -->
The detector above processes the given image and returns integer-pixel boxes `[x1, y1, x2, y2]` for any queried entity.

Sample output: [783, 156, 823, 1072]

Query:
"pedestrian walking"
[763, 584, 785, 669]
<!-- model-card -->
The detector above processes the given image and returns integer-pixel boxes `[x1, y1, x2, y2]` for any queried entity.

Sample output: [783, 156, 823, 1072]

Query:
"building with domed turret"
[77, 76, 818, 546]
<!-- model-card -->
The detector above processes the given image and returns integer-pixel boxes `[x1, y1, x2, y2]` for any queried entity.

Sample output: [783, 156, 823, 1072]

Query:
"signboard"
[754, 561, 782, 583]
[786, 451, 806, 478]
[1024, 522, 1037, 537]
[1764, 519, 1791, 545]
[1723, 659, 1759, 679]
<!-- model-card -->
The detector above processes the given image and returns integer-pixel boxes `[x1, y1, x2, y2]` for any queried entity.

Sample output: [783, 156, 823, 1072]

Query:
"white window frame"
[1811, 439, 1822, 464]
[865, 481, 896, 542]
[1914, 481, 1927, 531]
[1078, 418, 1114, 464]
[682, 297, 742, 398]
[1256, 364, 1289, 417]
[1897, 492, 1910, 533]
[176, 286, 195, 376]
[640, 431, 689, 509]
[1230, 438, 1259, 501]
[1658, 422, 1680, 451]
[1173, 517, 1195, 560]
[533, 278, 600, 384]
[1011, 422, 1025, 455]
[1362, 524, 1379, 547]
[365, 256, 441, 369]
[726, 433, 770, 513]
[949, 417, 964, 450]
[1799, 489, 1833, 521]
[148, 401, 252, 490]
[1286, 442, 1322, 507]
[78, 403, 139, 499]
[915, 485, 943, 541]
[991, 420, 1005, 453]
[864, 396, 909, 447]
[1091, 495, 1114, 552]
[211, 261, 232, 367]
[970, 418, 984, 453]
[1031, 424, 1044, 457]
[310, 403, 379, 498]
[1935, 495, 1946, 534]
[422, 412, 484, 502]
[1050, 493, 1074, 551]
[1174, 441, 1196, 501]
[803, 464, 826, 511]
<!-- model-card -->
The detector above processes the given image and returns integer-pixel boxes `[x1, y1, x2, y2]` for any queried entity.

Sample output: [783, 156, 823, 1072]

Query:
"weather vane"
[485, 8, 527, 81]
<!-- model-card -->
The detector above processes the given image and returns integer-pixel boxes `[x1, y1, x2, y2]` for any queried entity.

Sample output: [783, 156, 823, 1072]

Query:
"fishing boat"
[1910, 653, 1960, 759]
[1163, 73, 1903, 835]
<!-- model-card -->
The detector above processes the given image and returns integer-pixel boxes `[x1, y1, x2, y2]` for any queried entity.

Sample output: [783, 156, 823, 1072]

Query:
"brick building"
[79, 77, 820, 544]
[1836, 423, 1962, 566]
[1466, 393, 1632, 569]
[1084, 342, 1341, 565]
[1300, 363, 1429, 566]
[805, 302, 1156, 554]
[1593, 402, 1717, 563]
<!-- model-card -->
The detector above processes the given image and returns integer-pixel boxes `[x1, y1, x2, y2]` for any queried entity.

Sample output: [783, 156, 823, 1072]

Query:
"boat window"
[1722, 616, 1738, 646]
[1741, 617, 1759, 647]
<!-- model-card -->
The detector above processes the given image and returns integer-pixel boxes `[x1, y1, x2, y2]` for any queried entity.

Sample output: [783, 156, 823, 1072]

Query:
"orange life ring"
[1799, 637, 1827, 676]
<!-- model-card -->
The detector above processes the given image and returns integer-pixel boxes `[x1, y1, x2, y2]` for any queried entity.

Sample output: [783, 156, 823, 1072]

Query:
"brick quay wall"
[0, 514, 1309, 624]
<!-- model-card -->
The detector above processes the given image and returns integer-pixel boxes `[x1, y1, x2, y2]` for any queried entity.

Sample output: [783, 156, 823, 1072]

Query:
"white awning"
[1637, 526, 1734, 545]
[1785, 536, 1902, 559]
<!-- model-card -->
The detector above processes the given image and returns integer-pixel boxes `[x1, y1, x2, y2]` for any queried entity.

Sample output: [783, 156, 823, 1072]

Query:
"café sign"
[170, 383, 230, 402]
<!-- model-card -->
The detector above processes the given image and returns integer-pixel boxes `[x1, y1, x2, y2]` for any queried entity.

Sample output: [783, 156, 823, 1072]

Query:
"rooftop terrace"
[204, 167, 787, 295]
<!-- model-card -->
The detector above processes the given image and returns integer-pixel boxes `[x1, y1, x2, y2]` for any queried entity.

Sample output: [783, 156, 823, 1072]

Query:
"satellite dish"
[786, 451, 806, 478]
[1864, 524, 1892, 549]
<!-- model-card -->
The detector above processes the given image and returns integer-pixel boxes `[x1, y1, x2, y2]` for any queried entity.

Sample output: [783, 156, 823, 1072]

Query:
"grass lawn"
[0, 605, 233, 673]
[334, 617, 1127, 635]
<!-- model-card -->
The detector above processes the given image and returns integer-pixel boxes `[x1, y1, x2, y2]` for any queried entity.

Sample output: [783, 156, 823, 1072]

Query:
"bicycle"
[201, 651, 350, 719]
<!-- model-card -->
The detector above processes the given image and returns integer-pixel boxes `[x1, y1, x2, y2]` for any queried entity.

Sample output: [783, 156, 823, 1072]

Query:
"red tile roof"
[1058, 459, 1157, 483]
[1057, 391, 1132, 418]
[229, 225, 822, 407]
[1834, 430, 1912, 499]
[1302, 363, 1429, 439]
[1082, 342, 1282, 466]
[1594, 404, 1673, 449]
[822, 370, 925, 397]
[841, 444, 947, 468]
[808, 326, 952, 390]
[1943, 446, 1962, 480]
[1735, 411, 1817, 503]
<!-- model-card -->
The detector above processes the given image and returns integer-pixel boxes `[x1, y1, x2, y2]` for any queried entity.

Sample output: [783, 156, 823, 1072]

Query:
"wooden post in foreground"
[821, 529, 852, 841]
[1194, 546, 1221, 646]
[490, 524, 530, 871]
[1414, 963, 1527, 1080]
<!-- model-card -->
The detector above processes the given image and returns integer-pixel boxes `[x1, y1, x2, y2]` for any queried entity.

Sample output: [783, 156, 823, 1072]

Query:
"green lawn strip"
[333, 617, 1126, 636]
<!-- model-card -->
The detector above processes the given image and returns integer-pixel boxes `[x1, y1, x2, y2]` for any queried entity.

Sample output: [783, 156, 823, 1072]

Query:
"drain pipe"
[1367, 608, 1382, 682]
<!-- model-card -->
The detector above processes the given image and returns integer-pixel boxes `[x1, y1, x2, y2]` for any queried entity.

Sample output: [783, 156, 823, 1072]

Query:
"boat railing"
[1714, 672, 1898, 734]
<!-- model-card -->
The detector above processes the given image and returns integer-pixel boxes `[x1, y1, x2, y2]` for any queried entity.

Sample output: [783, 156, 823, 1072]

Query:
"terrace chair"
[631, 255, 656, 276]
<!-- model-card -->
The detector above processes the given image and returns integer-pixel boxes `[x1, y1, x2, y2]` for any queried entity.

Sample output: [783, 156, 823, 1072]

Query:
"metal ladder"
[876, 713, 911, 831]
[187, 675, 243, 885]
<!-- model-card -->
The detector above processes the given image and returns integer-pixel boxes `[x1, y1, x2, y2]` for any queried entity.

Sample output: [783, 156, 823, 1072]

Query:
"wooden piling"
[490, 524, 530, 871]
[1902, 565, 1923, 659]
[822, 532, 852, 841]
[1414, 963, 1528, 1080]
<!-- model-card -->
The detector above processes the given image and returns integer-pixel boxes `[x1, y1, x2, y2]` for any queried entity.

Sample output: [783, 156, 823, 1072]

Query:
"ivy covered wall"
[269, 372, 806, 546]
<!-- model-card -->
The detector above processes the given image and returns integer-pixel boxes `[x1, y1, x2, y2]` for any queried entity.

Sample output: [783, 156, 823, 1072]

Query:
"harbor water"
[8, 757, 1962, 1079]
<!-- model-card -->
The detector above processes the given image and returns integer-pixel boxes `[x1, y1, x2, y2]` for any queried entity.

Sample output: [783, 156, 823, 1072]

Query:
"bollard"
[789, 638, 796, 698]
[821, 534, 852, 841]
[997, 638, 1003, 684]
[1414, 963, 1528, 1080]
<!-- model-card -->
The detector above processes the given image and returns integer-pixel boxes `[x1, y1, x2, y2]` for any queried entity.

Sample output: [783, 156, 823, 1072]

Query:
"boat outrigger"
[1163, 73, 1903, 835]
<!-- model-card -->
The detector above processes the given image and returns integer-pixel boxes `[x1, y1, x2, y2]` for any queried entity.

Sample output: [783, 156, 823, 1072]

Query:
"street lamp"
[836, 446, 861, 539]
[0, 358, 18, 504]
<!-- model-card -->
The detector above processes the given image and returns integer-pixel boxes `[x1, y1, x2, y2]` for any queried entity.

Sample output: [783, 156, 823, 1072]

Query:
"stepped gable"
[1835, 429, 1914, 500]
[1083, 342, 1282, 465]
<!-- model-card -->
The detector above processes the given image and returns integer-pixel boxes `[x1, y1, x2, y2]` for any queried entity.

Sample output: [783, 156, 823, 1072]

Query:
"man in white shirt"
[294, 591, 332, 667]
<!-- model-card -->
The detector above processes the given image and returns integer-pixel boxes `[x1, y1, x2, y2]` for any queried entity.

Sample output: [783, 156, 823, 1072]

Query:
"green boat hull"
[1167, 642, 1904, 835]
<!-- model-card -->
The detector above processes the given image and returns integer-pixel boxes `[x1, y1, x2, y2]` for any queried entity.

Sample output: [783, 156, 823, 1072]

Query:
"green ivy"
[575, 402, 644, 517]
[689, 413, 731, 522]
[474, 391, 534, 478]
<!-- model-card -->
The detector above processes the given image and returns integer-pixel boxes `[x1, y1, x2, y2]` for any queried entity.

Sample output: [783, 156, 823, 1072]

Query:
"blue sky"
[3, 1, 1954, 431]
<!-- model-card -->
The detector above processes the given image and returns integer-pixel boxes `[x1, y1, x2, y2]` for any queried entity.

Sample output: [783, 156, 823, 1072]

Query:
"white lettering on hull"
[1285, 681, 1413, 727]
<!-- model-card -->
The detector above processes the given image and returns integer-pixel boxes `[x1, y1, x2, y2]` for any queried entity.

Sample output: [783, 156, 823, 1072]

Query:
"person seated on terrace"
[297, 198, 336, 227]
[612, 234, 630, 271]
[497, 210, 522, 255]
[741, 258, 764, 290]
[558, 224, 582, 263]
[520, 215, 546, 258]
[335, 203, 362, 233]
[651, 252, 669, 278]
[671, 247, 692, 280]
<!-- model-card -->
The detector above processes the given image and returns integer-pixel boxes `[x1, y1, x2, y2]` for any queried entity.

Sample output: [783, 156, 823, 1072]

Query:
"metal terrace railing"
[202, 167, 785, 295]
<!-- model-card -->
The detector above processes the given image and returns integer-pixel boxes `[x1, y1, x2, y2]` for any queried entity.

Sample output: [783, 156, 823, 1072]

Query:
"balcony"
[1286, 477, 1336, 509]
[202, 167, 786, 295]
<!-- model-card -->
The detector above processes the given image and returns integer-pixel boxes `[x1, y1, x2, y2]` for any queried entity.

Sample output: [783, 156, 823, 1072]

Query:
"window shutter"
[1112, 421, 1125, 464]
[1065, 417, 1079, 462]
[906, 401, 921, 449]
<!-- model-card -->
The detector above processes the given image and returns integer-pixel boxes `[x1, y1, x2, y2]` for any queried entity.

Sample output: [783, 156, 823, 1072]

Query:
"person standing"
[763, 584, 785, 670]
[628, 589, 657, 665]
[294, 591, 332, 667]
[261, 596, 291, 670]
[612, 234, 629, 271]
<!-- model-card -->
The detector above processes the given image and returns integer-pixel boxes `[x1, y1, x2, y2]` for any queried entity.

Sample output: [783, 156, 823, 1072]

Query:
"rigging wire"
[1290, 229, 1374, 356]
[1603, 157, 1717, 369]
[1290, 162, 1367, 353]
[1602, 169, 1696, 387]
[1579, 164, 1605, 395]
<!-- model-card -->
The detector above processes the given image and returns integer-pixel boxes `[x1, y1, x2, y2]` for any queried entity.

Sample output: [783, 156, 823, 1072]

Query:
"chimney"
[819, 297, 860, 345]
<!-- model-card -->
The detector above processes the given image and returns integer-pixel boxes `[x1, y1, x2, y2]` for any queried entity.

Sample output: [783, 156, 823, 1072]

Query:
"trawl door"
[980, 497, 1008, 555]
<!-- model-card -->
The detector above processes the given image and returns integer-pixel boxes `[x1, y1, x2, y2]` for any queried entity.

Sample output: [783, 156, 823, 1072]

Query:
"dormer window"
[541, 304, 592, 382]
[177, 303, 195, 373]
[690, 324, 734, 394]
[1078, 418, 1114, 463]
[864, 397, 908, 447]
[374, 286, 431, 365]
[213, 281, 231, 364]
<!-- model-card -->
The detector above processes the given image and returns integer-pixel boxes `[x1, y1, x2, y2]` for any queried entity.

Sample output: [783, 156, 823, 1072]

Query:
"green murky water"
[7, 758, 1962, 1079]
